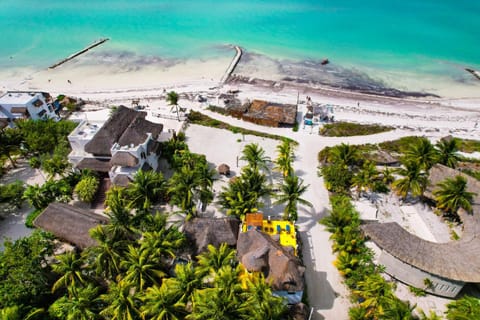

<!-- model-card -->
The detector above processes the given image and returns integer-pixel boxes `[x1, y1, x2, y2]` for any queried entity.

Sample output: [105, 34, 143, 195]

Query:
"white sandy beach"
[1, 51, 480, 319]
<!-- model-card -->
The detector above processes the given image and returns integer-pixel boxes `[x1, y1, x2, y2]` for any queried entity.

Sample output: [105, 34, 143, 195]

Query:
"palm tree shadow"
[296, 206, 328, 233]
[294, 169, 308, 177]
[297, 230, 338, 313]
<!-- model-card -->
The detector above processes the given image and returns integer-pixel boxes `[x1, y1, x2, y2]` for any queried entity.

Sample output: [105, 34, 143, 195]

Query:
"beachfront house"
[0, 91, 60, 127]
[237, 213, 304, 304]
[362, 164, 480, 298]
[68, 105, 168, 186]
[237, 228, 305, 304]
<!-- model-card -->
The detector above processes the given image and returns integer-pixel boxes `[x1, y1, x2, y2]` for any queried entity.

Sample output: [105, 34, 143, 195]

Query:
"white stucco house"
[68, 105, 171, 186]
[0, 91, 60, 127]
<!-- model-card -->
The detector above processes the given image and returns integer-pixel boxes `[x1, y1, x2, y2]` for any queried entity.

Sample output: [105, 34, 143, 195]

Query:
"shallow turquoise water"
[1, 0, 479, 89]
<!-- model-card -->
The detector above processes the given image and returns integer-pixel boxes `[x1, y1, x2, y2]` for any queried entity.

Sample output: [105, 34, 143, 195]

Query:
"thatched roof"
[368, 150, 399, 165]
[218, 163, 230, 175]
[112, 174, 133, 187]
[237, 229, 304, 292]
[242, 100, 297, 127]
[117, 117, 163, 147]
[110, 152, 139, 167]
[33, 203, 108, 250]
[85, 106, 143, 156]
[362, 164, 480, 282]
[75, 158, 111, 172]
[183, 217, 240, 255]
[424, 164, 480, 201]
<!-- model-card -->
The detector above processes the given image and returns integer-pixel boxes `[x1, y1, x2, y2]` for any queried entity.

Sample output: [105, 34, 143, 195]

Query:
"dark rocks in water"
[281, 76, 440, 99]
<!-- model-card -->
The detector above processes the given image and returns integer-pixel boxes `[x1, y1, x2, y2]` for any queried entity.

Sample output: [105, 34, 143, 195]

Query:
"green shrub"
[29, 157, 41, 169]
[319, 122, 393, 137]
[25, 209, 42, 228]
[188, 111, 297, 144]
[74, 176, 99, 203]
[378, 136, 424, 154]
[0, 180, 25, 208]
[319, 163, 353, 194]
[293, 121, 299, 132]
[459, 139, 480, 153]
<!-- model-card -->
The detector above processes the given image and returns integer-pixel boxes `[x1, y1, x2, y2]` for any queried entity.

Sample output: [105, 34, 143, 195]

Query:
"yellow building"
[243, 213, 297, 255]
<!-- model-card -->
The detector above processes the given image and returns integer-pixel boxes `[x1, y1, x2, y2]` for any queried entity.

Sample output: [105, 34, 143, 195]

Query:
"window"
[37, 109, 46, 118]
[33, 99, 44, 107]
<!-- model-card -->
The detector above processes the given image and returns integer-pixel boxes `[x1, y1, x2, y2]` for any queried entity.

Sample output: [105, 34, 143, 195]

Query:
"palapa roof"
[76, 158, 111, 172]
[237, 229, 304, 292]
[85, 106, 143, 156]
[244, 99, 297, 126]
[110, 152, 139, 167]
[217, 163, 230, 175]
[117, 117, 163, 147]
[367, 150, 399, 165]
[424, 164, 480, 200]
[112, 174, 133, 187]
[33, 202, 109, 250]
[183, 217, 240, 255]
[362, 164, 480, 282]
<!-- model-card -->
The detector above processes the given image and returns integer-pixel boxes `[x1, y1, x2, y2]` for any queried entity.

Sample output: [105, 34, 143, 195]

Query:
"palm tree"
[188, 266, 248, 320]
[100, 281, 141, 320]
[166, 91, 180, 121]
[402, 137, 438, 170]
[436, 137, 460, 168]
[352, 274, 395, 318]
[86, 225, 123, 280]
[168, 166, 202, 219]
[119, 245, 166, 291]
[241, 143, 270, 172]
[320, 195, 359, 234]
[127, 170, 166, 211]
[164, 262, 201, 304]
[244, 272, 287, 320]
[351, 161, 379, 198]
[51, 252, 88, 297]
[392, 161, 427, 200]
[218, 170, 267, 220]
[195, 244, 236, 279]
[241, 166, 271, 199]
[104, 186, 138, 241]
[274, 139, 295, 177]
[140, 228, 186, 267]
[0, 305, 22, 320]
[195, 162, 216, 211]
[273, 175, 312, 221]
[381, 297, 416, 320]
[48, 285, 102, 320]
[433, 175, 476, 216]
[140, 282, 186, 320]
[329, 143, 359, 167]
[445, 295, 480, 320]
[0, 128, 22, 168]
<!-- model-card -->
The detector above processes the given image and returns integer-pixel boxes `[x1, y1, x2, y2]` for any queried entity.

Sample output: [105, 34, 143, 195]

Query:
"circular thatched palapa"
[218, 163, 230, 176]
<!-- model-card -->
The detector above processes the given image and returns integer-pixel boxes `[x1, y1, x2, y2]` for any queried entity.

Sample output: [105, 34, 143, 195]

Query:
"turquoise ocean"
[1, 0, 479, 97]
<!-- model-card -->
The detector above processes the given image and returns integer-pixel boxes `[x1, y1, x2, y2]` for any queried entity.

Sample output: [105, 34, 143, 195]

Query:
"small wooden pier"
[466, 68, 480, 81]
[220, 45, 242, 84]
[49, 38, 109, 69]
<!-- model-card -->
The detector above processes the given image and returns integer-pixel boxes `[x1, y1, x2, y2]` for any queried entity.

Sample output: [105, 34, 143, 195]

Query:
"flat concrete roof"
[0, 91, 41, 105]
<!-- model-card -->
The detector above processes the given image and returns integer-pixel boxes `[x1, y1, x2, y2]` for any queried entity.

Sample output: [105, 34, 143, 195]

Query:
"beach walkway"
[184, 102, 422, 320]
[49, 38, 109, 69]
[220, 45, 242, 84]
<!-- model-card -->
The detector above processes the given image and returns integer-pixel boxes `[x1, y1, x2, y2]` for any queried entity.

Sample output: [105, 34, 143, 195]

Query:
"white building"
[0, 91, 60, 127]
[68, 106, 171, 186]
